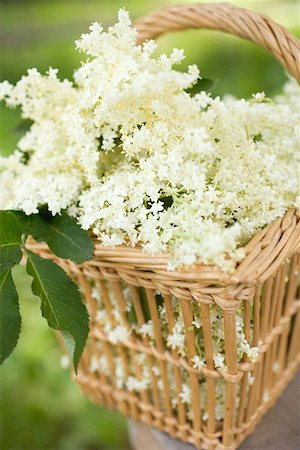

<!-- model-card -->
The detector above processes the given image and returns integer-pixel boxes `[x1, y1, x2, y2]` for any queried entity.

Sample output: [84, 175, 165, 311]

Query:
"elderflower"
[192, 355, 205, 370]
[107, 325, 130, 344]
[248, 375, 255, 385]
[139, 320, 154, 340]
[89, 355, 100, 372]
[167, 320, 186, 356]
[179, 384, 192, 404]
[126, 376, 149, 392]
[213, 353, 227, 371]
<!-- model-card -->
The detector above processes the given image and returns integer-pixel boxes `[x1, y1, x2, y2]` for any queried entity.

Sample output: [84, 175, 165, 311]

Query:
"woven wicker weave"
[28, 3, 300, 450]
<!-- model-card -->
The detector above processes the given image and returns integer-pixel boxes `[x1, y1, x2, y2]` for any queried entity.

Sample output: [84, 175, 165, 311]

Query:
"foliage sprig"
[0, 209, 93, 370]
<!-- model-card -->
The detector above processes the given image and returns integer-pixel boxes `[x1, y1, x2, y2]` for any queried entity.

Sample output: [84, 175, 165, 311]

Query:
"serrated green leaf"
[0, 211, 22, 272]
[12, 210, 93, 263]
[0, 270, 22, 364]
[26, 250, 89, 370]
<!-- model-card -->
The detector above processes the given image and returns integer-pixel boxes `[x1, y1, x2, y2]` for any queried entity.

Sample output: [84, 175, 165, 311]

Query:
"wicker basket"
[28, 4, 300, 450]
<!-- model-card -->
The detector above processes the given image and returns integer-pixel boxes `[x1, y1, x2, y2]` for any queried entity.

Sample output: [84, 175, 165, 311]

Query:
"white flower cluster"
[0, 10, 299, 270]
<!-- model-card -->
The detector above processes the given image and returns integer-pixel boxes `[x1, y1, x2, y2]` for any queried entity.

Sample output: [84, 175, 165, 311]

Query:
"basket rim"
[27, 208, 300, 287]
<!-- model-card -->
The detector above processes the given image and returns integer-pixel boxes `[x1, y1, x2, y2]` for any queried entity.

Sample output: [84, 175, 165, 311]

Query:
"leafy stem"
[0, 208, 93, 370]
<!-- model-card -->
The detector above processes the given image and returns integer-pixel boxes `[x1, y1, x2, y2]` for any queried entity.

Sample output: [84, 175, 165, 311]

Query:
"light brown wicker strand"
[110, 281, 141, 419]
[93, 280, 120, 398]
[252, 286, 261, 348]
[234, 217, 285, 283]
[127, 287, 155, 425]
[98, 280, 115, 325]
[284, 254, 299, 315]
[266, 270, 286, 386]
[135, 3, 300, 82]
[129, 286, 162, 426]
[96, 349, 115, 408]
[272, 335, 285, 382]
[110, 281, 129, 324]
[76, 273, 111, 408]
[98, 341, 117, 408]
[269, 333, 281, 384]
[257, 221, 300, 284]
[244, 362, 259, 424]
[89, 333, 114, 406]
[261, 350, 271, 403]
[245, 229, 283, 281]
[133, 355, 151, 424]
[261, 341, 273, 399]
[236, 299, 251, 428]
[180, 299, 202, 449]
[99, 280, 131, 416]
[275, 266, 294, 375]
[128, 286, 146, 327]
[236, 375, 248, 434]
[163, 294, 189, 440]
[253, 305, 300, 363]
[268, 270, 280, 334]
[268, 338, 279, 390]
[144, 289, 175, 434]
[199, 303, 216, 437]
[287, 305, 300, 365]
[273, 263, 288, 327]
[254, 356, 264, 413]
[274, 322, 290, 378]
[222, 311, 238, 447]
[259, 348, 275, 412]
[110, 280, 144, 415]
[259, 277, 273, 341]
[242, 221, 272, 255]
[268, 338, 278, 388]
[109, 283, 139, 384]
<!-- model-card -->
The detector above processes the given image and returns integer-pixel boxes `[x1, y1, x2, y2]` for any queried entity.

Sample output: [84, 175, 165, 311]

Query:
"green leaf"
[12, 210, 93, 263]
[0, 270, 22, 364]
[187, 77, 217, 96]
[14, 118, 33, 133]
[26, 250, 89, 370]
[10, 210, 48, 237]
[0, 211, 22, 272]
[44, 211, 94, 263]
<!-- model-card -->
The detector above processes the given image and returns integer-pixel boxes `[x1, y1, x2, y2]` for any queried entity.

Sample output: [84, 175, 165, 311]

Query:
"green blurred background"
[0, 1, 299, 449]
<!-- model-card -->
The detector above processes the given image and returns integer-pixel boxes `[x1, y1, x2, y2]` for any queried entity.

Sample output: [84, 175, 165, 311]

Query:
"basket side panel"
[234, 253, 300, 447]
[51, 251, 300, 450]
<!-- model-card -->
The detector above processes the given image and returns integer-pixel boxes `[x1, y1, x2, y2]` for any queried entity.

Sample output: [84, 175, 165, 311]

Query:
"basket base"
[128, 370, 300, 450]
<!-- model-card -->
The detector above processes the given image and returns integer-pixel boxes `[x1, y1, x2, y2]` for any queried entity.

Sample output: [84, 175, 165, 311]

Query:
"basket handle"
[135, 2, 300, 83]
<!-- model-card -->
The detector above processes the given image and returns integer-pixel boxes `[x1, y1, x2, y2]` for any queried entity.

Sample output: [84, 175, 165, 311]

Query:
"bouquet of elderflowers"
[0, 9, 299, 385]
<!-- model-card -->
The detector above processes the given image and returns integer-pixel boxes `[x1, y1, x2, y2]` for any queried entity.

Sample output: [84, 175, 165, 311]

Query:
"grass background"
[0, 1, 299, 449]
